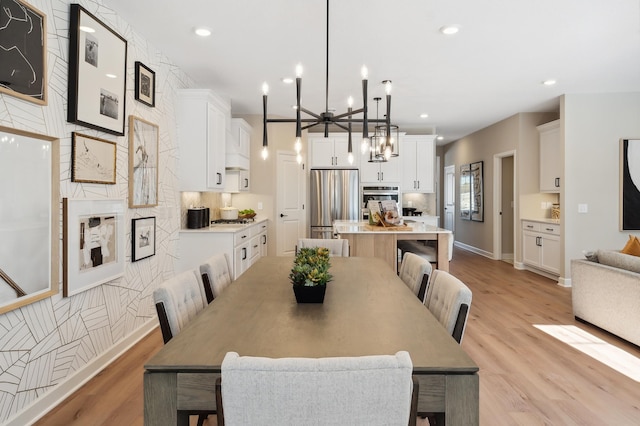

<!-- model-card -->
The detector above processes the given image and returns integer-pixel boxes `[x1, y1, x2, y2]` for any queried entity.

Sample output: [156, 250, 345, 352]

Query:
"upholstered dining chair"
[215, 351, 418, 426]
[199, 253, 233, 303]
[152, 268, 210, 425]
[424, 269, 473, 344]
[297, 238, 349, 257]
[398, 252, 433, 303]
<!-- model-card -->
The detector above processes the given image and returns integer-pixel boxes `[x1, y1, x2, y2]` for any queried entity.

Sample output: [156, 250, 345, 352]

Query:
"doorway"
[443, 165, 455, 232]
[493, 151, 516, 262]
[276, 151, 306, 256]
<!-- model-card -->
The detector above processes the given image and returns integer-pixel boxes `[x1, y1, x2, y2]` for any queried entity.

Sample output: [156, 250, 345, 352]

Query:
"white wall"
[0, 0, 191, 422]
[562, 92, 640, 279]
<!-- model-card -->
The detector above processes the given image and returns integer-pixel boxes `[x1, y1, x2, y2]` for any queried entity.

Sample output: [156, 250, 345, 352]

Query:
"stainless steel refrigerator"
[310, 169, 360, 239]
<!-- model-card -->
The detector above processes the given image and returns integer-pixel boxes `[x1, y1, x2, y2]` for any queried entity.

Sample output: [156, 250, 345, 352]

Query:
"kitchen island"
[333, 220, 452, 273]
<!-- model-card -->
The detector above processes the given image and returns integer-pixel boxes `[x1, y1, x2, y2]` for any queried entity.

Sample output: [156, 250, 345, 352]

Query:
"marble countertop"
[522, 218, 561, 225]
[180, 217, 267, 233]
[333, 220, 450, 234]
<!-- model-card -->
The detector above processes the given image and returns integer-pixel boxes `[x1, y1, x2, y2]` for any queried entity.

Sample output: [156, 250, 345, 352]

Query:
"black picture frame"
[134, 61, 155, 107]
[620, 139, 640, 230]
[0, 0, 47, 105]
[132, 216, 156, 262]
[67, 3, 127, 136]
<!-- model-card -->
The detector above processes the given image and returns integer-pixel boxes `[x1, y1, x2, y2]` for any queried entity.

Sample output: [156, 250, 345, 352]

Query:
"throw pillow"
[620, 235, 640, 257]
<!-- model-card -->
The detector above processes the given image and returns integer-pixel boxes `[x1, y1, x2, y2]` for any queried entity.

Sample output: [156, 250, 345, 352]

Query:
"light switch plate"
[578, 204, 588, 213]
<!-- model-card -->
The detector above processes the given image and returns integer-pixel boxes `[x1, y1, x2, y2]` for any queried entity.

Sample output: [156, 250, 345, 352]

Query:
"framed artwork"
[470, 161, 484, 222]
[71, 132, 117, 184]
[129, 115, 159, 208]
[67, 3, 127, 135]
[0, 125, 59, 314]
[0, 0, 47, 105]
[620, 139, 640, 230]
[459, 164, 471, 220]
[62, 198, 125, 297]
[134, 61, 156, 107]
[132, 217, 156, 262]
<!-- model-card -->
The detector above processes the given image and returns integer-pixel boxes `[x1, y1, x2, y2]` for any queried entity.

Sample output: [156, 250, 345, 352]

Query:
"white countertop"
[333, 220, 451, 234]
[180, 217, 267, 233]
[522, 218, 560, 225]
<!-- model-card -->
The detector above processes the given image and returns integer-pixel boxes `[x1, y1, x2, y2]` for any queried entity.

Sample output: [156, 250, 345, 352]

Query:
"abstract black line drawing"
[129, 116, 159, 208]
[71, 132, 117, 184]
[0, 0, 46, 105]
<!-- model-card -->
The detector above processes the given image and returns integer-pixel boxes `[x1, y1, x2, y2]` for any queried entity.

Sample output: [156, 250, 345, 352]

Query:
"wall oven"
[361, 185, 400, 220]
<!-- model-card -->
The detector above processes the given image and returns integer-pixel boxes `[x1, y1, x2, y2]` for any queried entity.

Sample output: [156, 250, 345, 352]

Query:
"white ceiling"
[103, 0, 640, 144]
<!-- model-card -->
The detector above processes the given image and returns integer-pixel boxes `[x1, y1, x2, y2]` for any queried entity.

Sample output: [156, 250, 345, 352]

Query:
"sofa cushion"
[596, 249, 640, 274]
[620, 235, 640, 257]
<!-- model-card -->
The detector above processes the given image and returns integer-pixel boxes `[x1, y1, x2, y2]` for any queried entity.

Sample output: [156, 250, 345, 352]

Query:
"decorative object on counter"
[368, 200, 404, 227]
[129, 116, 159, 208]
[460, 161, 484, 222]
[68, 3, 127, 135]
[551, 204, 560, 220]
[260, 0, 397, 164]
[290, 247, 332, 303]
[134, 61, 155, 107]
[71, 132, 117, 184]
[0, 0, 47, 105]
[239, 209, 256, 219]
[220, 206, 239, 220]
[620, 139, 640, 230]
[187, 207, 210, 229]
[132, 216, 156, 262]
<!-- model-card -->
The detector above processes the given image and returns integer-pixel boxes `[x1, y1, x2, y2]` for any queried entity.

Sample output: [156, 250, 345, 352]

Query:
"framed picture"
[132, 217, 156, 262]
[134, 61, 155, 107]
[67, 3, 127, 135]
[470, 161, 484, 222]
[620, 139, 640, 230]
[71, 132, 117, 184]
[460, 164, 471, 220]
[0, 0, 47, 105]
[0, 125, 59, 314]
[129, 116, 159, 208]
[62, 198, 125, 297]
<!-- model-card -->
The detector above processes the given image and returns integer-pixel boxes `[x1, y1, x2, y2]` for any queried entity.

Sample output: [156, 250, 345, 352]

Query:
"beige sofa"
[571, 250, 640, 347]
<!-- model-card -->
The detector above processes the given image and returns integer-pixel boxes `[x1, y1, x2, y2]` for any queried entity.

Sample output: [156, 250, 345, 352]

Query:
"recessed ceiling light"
[439, 25, 459, 35]
[281, 77, 294, 84]
[436, 136, 444, 141]
[194, 27, 212, 37]
[542, 79, 557, 86]
[420, 113, 429, 119]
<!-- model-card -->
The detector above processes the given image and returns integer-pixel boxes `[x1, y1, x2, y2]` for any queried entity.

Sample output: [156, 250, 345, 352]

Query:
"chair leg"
[197, 414, 207, 426]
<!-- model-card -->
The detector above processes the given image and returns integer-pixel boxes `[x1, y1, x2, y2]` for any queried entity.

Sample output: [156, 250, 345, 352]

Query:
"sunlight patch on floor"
[534, 324, 640, 382]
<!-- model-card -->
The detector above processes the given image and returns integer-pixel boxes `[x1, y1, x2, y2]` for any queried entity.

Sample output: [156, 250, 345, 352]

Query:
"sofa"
[571, 250, 640, 347]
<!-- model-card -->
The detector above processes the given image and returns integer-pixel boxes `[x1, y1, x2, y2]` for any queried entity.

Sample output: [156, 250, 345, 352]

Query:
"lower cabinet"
[178, 220, 268, 280]
[522, 220, 560, 274]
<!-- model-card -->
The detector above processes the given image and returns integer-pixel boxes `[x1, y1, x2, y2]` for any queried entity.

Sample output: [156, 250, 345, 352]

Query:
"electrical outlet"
[258, 202, 263, 210]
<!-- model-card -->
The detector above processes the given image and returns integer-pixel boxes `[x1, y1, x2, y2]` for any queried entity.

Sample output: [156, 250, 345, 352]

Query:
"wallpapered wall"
[0, 0, 190, 421]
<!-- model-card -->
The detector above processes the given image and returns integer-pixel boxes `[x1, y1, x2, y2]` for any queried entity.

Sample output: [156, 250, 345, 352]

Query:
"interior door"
[276, 151, 306, 256]
[444, 165, 455, 232]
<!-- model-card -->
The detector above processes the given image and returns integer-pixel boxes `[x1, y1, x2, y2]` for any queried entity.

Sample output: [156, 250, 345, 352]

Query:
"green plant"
[289, 247, 332, 287]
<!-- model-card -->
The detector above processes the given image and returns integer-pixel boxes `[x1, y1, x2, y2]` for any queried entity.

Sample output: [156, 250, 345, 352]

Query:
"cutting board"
[364, 224, 412, 231]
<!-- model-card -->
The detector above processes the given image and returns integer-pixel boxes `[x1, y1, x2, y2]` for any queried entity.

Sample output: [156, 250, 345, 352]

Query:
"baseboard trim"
[6, 320, 158, 426]
[453, 241, 494, 259]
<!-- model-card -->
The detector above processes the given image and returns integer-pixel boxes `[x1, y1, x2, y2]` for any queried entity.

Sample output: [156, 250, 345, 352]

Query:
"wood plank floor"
[35, 248, 640, 425]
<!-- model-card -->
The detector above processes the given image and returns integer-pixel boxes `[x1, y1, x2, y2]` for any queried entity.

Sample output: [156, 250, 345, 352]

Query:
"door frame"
[493, 150, 516, 260]
[443, 164, 455, 233]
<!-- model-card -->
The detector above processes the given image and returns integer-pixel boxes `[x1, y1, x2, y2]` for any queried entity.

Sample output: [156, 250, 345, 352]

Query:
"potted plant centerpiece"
[290, 247, 332, 303]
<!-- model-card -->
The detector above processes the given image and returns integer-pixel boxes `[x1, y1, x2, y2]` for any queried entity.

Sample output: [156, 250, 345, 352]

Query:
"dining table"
[144, 256, 479, 425]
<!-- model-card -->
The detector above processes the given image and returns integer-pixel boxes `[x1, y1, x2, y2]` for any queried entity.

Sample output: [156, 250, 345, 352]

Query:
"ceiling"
[103, 0, 640, 145]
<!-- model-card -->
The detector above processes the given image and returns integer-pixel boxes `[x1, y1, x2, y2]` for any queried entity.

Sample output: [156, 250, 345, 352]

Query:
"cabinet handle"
[526, 225, 534, 229]
[243, 178, 249, 188]
[241, 235, 247, 239]
[242, 247, 247, 260]
[217, 172, 222, 185]
[555, 177, 560, 187]
[262, 235, 267, 244]
[253, 244, 259, 249]
[381, 172, 384, 181]
[417, 181, 420, 189]
[545, 227, 554, 232]
[536, 236, 542, 246]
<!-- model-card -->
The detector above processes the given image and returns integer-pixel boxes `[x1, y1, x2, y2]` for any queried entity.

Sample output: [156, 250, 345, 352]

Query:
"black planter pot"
[293, 285, 326, 303]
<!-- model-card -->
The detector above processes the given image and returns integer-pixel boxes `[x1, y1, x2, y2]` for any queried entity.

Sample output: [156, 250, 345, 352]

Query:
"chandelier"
[260, 0, 396, 163]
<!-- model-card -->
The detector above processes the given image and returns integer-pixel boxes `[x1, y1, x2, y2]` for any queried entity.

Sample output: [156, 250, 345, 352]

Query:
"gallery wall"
[0, 0, 191, 423]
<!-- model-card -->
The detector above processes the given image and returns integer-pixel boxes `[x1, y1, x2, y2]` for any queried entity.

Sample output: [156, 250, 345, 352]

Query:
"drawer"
[539, 223, 560, 235]
[522, 221, 541, 232]
[234, 229, 251, 246]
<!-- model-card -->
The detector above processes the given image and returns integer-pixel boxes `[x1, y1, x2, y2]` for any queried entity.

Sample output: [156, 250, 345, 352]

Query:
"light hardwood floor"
[35, 248, 640, 425]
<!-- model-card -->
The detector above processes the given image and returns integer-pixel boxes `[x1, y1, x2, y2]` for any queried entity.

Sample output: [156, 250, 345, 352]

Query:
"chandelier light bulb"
[348, 152, 354, 164]
[294, 137, 302, 153]
[296, 153, 302, 164]
[361, 65, 368, 80]
[384, 145, 392, 160]
[347, 96, 354, 107]
[295, 63, 303, 78]
[384, 80, 392, 95]
[361, 138, 369, 154]
[262, 82, 269, 95]
[261, 146, 269, 160]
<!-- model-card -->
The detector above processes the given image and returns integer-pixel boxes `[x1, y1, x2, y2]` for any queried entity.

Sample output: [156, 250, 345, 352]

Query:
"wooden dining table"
[144, 256, 479, 425]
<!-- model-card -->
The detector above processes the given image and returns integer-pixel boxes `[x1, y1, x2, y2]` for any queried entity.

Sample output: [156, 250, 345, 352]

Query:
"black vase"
[293, 285, 326, 303]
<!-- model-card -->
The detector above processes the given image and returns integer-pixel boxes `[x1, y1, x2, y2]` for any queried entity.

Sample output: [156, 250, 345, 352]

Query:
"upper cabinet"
[360, 154, 401, 183]
[177, 89, 229, 191]
[400, 135, 436, 193]
[226, 118, 251, 170]
[537, 120, 561, 193]
[308, 134, 359, 168]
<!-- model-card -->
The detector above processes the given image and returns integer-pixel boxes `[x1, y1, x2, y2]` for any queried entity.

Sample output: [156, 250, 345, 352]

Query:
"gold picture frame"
[71, 132, 117, 184]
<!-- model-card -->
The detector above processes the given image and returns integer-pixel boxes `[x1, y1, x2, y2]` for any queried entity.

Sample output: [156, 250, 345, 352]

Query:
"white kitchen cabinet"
[308, 134, 359, 168]
[360, 154, 400, 183]
[226, 118, 251, 170]
[400, 135, 436, 193]
[537, 120, 561, 193]
[177, 89, 229, 191]
[522, 220, 561, 275]
[225, 169, 250, 193]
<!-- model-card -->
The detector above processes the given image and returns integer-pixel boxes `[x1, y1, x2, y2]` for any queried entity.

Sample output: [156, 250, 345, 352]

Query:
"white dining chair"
[297, 238, 349, 257]
[216, 351, 418, 426]
[199, 253, 233, 303]
[424, 269, 472, 344]
[398, 252, 432, 303]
